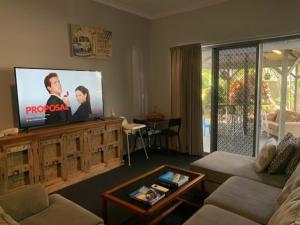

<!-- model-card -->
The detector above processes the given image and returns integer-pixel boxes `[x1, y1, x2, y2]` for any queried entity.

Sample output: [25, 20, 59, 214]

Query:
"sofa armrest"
[49, 194, 104, 225]
[49, 193, 67, 205]
[0, 184, 49, 222]
[285, 122, 300, 138]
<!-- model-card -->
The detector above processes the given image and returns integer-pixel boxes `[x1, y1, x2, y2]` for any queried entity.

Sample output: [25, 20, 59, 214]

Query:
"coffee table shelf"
[101, 164, 205, 225]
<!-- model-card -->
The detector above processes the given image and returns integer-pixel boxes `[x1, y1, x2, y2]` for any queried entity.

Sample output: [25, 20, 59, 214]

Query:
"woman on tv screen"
[72, 85, 92, 122]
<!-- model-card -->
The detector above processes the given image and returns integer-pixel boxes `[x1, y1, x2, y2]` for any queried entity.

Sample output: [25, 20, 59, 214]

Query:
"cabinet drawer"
[89, 151, 105, 167]
[7, 171, 31, 190]
[4, 144, 32, 154]
[7, 164, 30, 177]
[42, 163, 63, 183]
[39, 138, 61, 146]
[90, 126, 106, 135]
[64, 132, 84, 155]
[106, 124, 121, 132]
[65, 154, 84, 178]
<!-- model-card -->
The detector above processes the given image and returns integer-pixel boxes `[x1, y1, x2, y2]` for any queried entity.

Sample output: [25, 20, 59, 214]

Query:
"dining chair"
[159, 118, 181, 150]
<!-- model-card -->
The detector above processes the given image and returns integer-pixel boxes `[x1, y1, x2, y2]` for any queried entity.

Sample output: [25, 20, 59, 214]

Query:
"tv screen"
[15, 67, 104, 129]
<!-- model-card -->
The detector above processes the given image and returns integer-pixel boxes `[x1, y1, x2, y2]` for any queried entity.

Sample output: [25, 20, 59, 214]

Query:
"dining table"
[134, 117, 170, 149]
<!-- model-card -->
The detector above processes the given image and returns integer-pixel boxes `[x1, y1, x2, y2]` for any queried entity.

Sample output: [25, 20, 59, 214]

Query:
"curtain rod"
[202, 32, 300, 49]
[170, 33, 300, 50]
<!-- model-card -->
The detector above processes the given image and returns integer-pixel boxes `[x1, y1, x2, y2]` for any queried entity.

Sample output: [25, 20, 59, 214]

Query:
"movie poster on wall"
[70, 24, 112, 59]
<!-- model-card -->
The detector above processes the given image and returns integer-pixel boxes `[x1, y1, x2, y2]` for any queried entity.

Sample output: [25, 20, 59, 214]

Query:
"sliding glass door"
[205, 37, 300, 156]
[212, 44, 259, 156]
[259, 38, 300, 147]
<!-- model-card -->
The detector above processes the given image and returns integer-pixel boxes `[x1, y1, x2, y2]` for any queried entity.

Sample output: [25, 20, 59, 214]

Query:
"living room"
[0, 0, 300, 225]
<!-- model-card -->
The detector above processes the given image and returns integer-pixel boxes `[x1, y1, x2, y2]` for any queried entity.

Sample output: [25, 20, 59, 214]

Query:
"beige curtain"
[170, 44, 203, 155]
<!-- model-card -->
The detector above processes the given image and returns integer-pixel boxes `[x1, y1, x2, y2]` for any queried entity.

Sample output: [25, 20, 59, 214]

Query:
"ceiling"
[93, 0, 229, 19]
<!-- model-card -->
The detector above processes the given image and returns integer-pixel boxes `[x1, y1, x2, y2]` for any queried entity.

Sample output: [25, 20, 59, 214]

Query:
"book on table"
[158, 171, 189, 187]
[129, 186, 165, 206]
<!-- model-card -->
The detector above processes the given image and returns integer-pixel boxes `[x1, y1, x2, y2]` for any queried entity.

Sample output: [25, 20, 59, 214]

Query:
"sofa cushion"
[275, 110, 300, 122]
[183, 205, 260, 225]
[20, 194, 103, 225]
[205, 176, 281, 224]
[287, 111, 300, 122]
[0, 206, 19, 225]
[0, 184, 49, 222]
[255, 138, 277, 173]
[268, 187, 300, 225]
[267, 121, 278, 131]
[283, 186, 300, 202]
[287, 114, 299, 122]
[268, 133, 297, 174]
[190, 151, 287, 188]
[267, 110, 277, 121]
[277, 162, 300, 205]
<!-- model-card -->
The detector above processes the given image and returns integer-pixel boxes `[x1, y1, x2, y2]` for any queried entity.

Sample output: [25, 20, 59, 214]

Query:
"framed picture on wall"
[70, 24, 112, 59]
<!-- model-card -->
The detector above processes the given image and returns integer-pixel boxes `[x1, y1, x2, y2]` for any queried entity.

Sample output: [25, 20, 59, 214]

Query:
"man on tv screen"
[44, 73, 72, 124]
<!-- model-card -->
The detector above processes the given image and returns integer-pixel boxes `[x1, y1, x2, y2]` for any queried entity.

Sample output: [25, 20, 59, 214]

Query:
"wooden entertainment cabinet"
[0, 118, 123, 193]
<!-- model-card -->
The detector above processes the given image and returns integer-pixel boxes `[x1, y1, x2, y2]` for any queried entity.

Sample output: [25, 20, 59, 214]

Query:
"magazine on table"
[129, 186, 165, 206]
[158, 171, 189, 187]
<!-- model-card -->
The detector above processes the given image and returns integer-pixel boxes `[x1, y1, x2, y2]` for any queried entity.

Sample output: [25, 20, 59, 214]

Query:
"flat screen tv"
[15, 67, 104, 129]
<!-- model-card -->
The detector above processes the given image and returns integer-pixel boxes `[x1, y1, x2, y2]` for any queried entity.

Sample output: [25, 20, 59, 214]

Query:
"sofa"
[262, 110, 300, 137]
[184, 151, 300, 225]
[190, 151, 288, 193]
[0, 184, 104, 225]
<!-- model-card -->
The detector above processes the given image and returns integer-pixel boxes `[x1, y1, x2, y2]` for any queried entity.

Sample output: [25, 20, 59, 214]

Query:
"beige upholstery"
[205, 176, 281, 224]
[21, 194, 103, 225]
[0, 206, 19, 225]
[268, 187, 300, 225]
[0, 184, 49, 222]
[190, 151, 287, 192]
[187, 152, 299, 225]
[183, 205, 260, 225]
[255, 138, 277, 173]
[262, 110, 300, 137]
[277, 162, 300, 205]
[0, 185, 103, 225]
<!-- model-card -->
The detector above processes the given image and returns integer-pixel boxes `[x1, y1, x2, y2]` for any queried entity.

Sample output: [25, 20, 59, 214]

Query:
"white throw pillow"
[255, 138, 277, 173]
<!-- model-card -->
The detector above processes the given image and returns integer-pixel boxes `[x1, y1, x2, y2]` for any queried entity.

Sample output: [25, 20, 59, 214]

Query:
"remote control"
[151, 184, 169, 193]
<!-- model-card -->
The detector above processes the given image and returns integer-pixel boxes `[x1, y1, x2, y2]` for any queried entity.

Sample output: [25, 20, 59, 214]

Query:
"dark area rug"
[56, 149, 201, 225]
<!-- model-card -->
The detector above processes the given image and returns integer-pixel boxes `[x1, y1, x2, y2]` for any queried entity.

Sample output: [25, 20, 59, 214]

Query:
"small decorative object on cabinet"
[0, 118, 123, 194]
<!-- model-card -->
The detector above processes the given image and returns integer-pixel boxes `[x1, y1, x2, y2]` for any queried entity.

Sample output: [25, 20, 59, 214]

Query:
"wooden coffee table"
[101, 165, 205, 225]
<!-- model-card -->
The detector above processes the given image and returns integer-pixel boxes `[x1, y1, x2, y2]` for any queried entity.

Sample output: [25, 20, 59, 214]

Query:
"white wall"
[0, 0, 151, 130]
[149, 0, 300, 116]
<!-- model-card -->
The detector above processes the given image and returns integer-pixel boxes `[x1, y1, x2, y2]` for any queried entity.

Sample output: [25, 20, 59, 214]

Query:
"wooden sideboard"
[0, 118, 123, 193]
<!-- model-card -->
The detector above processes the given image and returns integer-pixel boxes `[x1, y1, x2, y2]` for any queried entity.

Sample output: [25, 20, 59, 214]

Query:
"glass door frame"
[205, 34, 300, 155]
[211, 41, 260, 157]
